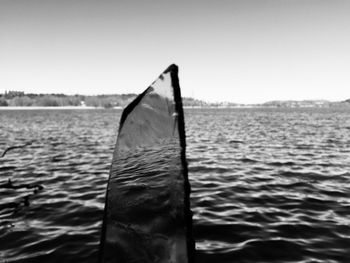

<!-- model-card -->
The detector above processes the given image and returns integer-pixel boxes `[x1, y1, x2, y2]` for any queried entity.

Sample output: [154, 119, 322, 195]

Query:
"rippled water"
[1, 108, 350, 263]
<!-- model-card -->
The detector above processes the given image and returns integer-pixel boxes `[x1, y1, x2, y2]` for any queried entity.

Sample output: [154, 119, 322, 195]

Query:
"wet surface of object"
[99, 65, 194, 263]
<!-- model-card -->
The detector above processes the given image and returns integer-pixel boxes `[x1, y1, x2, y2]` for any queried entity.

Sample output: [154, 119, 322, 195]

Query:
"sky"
[1, 0, 349, 104]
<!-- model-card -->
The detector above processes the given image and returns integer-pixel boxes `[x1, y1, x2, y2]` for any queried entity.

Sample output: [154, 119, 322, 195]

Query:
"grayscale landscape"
[1, 0, 350, 263]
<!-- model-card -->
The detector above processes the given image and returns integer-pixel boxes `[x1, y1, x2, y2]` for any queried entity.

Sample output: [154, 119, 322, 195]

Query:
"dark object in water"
[0, 179, 44, 213]
[99, 64, 194, 262]
[0, 179, 43, 191]
[1, 141, 34, 158]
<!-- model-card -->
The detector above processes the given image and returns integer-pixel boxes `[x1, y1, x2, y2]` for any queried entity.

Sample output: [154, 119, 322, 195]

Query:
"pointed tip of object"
[164, 64, 178, 74]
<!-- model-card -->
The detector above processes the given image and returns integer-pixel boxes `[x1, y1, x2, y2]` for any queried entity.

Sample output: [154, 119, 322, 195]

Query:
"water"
[1, 108, 350, 263]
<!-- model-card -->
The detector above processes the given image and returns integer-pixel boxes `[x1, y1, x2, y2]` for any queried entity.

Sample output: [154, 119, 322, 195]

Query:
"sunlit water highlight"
[1, 108, 350, 263]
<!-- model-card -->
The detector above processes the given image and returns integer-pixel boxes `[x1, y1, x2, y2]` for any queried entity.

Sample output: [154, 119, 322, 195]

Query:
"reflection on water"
[1, 108, 350, 263]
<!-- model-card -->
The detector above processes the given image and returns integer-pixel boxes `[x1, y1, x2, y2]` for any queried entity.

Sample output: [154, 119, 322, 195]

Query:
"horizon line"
[1, 91, 349, 105]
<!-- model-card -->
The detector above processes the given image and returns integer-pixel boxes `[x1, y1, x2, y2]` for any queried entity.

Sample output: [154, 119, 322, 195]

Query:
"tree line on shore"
[4, 91, 347, 108]
[0, 91, 209, 108]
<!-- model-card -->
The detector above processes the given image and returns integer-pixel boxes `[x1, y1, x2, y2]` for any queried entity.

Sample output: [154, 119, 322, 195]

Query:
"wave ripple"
[1, 108, 350, 263]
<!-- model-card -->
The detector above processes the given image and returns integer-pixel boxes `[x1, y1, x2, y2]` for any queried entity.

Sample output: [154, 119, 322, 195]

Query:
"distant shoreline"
[0, 106, 122, 110]
[0, 106, 269, 110]
[1, 105, 350, 110]
[1, 91, 350, 109]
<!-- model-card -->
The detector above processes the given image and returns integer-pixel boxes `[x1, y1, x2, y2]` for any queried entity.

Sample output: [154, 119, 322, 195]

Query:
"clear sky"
[1, 0, 349, 103]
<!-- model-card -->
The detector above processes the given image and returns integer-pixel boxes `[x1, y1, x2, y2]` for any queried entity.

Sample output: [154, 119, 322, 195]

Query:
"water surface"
[1, 108, 350, 262]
